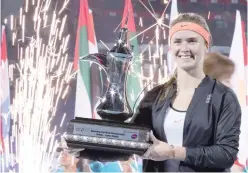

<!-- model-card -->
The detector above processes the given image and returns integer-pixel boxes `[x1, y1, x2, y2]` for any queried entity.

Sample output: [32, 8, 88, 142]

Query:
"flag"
[229, 10, 246, 106]
[0, 25, 11, 153]
[1, 25, 11, 172]
[167, 0, 178, 74]
[122, 0, 142, 112]
[88, 9, 103, 120]
[74, 0, 97, 118]
[88, 9, 98, 55]
[242, 21, 248, 105]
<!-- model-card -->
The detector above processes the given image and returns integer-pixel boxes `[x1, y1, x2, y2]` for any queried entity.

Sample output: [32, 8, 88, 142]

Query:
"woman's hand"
[142, 132, 173, 161]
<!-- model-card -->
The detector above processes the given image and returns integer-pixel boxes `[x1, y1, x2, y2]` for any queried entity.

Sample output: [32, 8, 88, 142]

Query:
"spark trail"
[1, 0, 74, 172]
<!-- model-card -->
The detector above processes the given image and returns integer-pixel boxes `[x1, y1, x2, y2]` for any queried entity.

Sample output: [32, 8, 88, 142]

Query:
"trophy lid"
[110, 11, 132, 55]
[110, 27, 132, 55]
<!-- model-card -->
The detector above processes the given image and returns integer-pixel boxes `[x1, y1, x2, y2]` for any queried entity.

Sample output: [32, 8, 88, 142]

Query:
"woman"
[130, 13, 241, 172]
[64, 13, 241, 172]
[203, 52, 248, 172]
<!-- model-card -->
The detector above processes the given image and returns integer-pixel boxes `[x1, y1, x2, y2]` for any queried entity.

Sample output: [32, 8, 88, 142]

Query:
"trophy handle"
[79, 54, 110, 102]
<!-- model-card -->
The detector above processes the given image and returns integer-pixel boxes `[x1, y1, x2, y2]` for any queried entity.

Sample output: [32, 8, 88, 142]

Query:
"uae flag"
[74, 0, 98, 119]
[0, 25, 11, 171]
[229, 10, 248, 168]
[229, 10, 247, 106]
[0, 25, 11, 153]
[122, 0, 142, 112]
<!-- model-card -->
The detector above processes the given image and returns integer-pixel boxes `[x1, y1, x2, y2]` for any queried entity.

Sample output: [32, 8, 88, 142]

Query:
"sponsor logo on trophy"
[131, 134, 137, 139]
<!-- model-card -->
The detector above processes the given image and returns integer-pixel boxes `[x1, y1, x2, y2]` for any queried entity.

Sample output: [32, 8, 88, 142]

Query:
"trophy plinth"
[64, 117, 151, 155]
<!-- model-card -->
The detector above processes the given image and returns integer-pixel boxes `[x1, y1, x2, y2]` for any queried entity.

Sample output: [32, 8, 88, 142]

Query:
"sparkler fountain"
[2, 0, 74, 172]
[0, 0, 174, 171]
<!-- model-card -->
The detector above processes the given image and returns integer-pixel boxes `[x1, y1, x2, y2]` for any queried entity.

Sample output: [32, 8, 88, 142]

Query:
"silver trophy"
[76, 27, 134, 121]
[96, 27, 134, 122]
[64, 26, 151, 155]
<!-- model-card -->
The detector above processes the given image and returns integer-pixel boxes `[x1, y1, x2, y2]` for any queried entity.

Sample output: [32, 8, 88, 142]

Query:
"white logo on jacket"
[206, 94, 212, 104]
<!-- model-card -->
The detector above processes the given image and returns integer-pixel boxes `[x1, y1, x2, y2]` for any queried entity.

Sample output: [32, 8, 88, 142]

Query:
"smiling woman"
[131, 13, 241, 172]
[64, 13, 241, 173]
[169, 14, 211, 74]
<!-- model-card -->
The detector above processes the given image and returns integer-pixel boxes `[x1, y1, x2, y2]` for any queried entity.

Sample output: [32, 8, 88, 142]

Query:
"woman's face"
[170, 30, 207, 71]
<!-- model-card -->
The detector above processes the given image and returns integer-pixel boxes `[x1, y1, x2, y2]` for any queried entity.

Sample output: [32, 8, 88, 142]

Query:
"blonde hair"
[204, 53, 235, 79]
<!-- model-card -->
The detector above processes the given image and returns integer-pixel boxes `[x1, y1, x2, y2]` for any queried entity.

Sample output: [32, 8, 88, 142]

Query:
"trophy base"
[64, 117, 151, 155]
[97, 110, 133, 122]
[66, 139, 148, 155]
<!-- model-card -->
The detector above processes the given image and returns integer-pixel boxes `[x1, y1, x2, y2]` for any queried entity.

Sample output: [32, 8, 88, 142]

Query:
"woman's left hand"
[142, 132, 173, 161]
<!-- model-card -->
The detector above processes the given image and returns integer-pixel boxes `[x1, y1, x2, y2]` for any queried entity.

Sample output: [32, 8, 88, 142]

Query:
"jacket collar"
[154, 75, 213, 113]
[153, 75, 216, 142]
[172, 75, 211, 91]
[161, 75, 211, 99]
[197, 75, 212, 88]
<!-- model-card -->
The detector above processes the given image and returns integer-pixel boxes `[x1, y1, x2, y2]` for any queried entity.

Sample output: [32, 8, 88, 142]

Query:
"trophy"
[64, 26, 151, 155]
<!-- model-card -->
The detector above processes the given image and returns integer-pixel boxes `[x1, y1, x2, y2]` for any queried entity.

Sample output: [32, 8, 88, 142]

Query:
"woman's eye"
[188, 39, 197, 43]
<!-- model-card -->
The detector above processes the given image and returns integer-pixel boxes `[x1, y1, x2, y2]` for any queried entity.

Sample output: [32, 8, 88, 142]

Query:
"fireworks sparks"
[104, 0, 172, 94]
[100, 40, 111, 51]
[1, 0, 175, 172]
[127, 0, 173, 91]
[208, 11, 211, 19]
[2, 0, 74, 172]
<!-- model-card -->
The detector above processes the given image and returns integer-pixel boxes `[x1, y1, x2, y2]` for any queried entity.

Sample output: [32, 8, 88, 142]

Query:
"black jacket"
[131, 76, 241, 172]
[79, 76, 241, 172]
